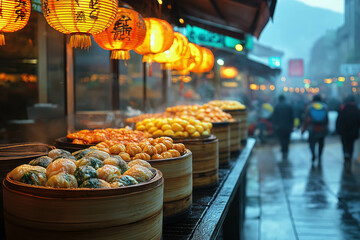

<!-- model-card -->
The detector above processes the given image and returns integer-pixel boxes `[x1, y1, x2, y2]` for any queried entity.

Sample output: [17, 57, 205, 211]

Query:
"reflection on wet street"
[244, 137, 360, 240]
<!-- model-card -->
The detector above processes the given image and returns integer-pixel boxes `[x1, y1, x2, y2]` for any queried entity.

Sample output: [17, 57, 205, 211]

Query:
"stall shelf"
[163, 138, 255, 240]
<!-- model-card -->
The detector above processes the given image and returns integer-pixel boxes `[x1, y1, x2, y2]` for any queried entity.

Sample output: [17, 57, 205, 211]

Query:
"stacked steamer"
[3, 147, 163, 240]
[209, 100, 247, 150]
[167, 104, 232, 166]
[59, 128, 193, 220]
[135, 116, 218, 188]
[0, 143, 54, 239]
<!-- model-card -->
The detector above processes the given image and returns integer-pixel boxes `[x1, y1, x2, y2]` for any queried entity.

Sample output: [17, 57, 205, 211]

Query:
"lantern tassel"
[0, 33, 5, 46]
[111, 50, 130, 60]
[70, 33, 91, 49]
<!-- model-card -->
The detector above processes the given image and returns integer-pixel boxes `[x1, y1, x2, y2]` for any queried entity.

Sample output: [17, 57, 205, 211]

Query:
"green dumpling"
[104, 157, 128, 174]
[76, 157, 104, 170]
[46, 173, 78, 188]
[80, 178, 111, 188]
[72, 148, 96, 160]
[53, 155, 76, 161]
[29, 156, 53, 168]
[74, 166, 97, 185]
[85, 150, 110, 161]
[20, 170, 47, 186]
[110, 175, 138, 186]
[48, 149, 72, 160]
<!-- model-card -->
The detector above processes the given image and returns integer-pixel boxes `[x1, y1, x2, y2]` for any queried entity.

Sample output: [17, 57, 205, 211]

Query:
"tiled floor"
[244, 137, 360, 240]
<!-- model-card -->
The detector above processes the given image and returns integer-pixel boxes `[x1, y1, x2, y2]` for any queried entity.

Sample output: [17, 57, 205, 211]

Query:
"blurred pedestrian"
[302, 95, 328, 165]
[257, 102, 274, 143]
[273, 95, 294, 159]
[336, 95, 360, 165]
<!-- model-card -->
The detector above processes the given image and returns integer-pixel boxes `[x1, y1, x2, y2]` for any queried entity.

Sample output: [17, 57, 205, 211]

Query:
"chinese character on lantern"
[89, 0, 99, 20]
[112, 15, 132, 41]
[15, 0, 28, 22]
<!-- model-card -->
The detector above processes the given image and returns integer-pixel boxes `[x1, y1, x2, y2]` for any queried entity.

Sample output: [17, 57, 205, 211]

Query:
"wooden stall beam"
[37, 17, 48, 103]
[162, 68, 168, 107]
[110, 59, 120, 111]
[143, 62, 148, 112]
[65, 36, 75, 133]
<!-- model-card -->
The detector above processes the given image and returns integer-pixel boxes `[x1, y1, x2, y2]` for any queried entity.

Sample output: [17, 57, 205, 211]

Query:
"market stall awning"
[172, 0, 277, 39]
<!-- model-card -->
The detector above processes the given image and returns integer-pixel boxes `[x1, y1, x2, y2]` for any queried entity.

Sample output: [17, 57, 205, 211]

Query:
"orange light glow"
[353, 87, 357, 93]
[310, 88, 320, 94]
[135, 18, 174, 58]
[303, 79, 311, 84]
[351, 76, 355, 81]
[182, 76, 192, 83]
[295, 87, 299, 93]
[260, 85, 266, 91]
[324, 78, 332, 84]
[351, 82, 358, 87]
[220, 66, 238, 79]
[223, 82, 238, 88]
[42, 0, 117, 49]
[93, 7, 146, 60]
[338, 77, 345, 82]
[150, 32, 188, 64]
[289, 87, 294, 93]
[300, 88, 305, 93]
[283, 87, 288, 92]
[0, 0, 31, 45]
[192, 47, 215, 73]
[270, 85, 275, 91]
[250, 84, 259, 90]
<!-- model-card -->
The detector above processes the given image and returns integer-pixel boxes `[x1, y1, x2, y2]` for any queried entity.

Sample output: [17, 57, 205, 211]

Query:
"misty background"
[257, 0, 344, 77]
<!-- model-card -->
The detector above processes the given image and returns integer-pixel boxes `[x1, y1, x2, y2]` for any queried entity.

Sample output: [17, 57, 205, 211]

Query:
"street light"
[235, 44, 243, 52]
[217, 59, 224, 66]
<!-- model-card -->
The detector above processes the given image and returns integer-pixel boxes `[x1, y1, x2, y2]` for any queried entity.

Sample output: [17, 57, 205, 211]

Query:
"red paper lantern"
[172, 43, 203, 75]
[93, 6, 146, 60]
[150, 32, 189, 66]
[191, 47, 214, 73]
[41, 0, 117, 49]
[0, 0, 31, 45]
[135, 18, 174, 60]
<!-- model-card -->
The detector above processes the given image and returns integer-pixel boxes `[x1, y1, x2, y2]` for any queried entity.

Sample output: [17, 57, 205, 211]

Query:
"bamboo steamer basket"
[149, 150, 192, 220]
[211, 122, 230, 165]
[174, 136, 218, 188]
[224, 109, 248, 146]
[0, 143, 54, 240]
[229, 121, 241, 153]
[3, 169, 164, 240]
[239, 114, 248, 146]
[224, 108, 246, 122]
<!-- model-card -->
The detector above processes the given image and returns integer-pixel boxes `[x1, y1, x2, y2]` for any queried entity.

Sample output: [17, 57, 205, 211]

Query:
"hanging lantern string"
[157, 0, 162, 18]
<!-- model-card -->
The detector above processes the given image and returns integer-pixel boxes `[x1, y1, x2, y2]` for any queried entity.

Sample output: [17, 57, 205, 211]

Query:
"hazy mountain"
[257, 0, 344, 76]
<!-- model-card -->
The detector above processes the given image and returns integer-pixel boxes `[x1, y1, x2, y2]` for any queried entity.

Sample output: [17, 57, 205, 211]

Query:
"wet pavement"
[244, 137, 360, 240]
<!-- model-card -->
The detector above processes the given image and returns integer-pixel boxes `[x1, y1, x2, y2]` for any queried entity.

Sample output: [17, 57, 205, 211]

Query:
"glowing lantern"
[41, 0, 117, 49]
[93, 6, 146, 60]
[150, 32, 189, 65]
[0, 0, 31, 45]
[172, 43, 203, 75]
[135, 18, 174, 60]
[221, 66, 238, 79]
[191, 47, 214, 73]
